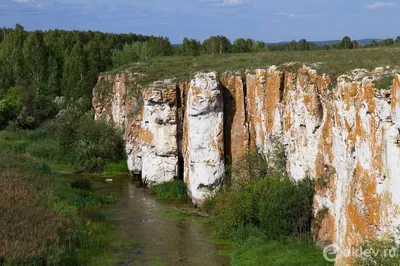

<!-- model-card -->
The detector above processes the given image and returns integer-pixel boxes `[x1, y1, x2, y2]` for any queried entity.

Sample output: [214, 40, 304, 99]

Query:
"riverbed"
[68, 174, 230, 266]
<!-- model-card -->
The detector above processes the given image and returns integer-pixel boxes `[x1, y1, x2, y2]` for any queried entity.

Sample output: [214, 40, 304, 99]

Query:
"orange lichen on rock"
[220, 72, 249, 163]
[265, 68, 283, 134]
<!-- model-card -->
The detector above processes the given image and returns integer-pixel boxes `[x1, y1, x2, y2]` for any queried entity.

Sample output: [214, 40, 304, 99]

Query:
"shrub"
[211, 175, 315, 240]
[354, 234, 400, 266]
[54, 102, 125, 171]
[229, 137, 287, 186]
[26, 139, 61, 161]
[154, 180, 188, 199]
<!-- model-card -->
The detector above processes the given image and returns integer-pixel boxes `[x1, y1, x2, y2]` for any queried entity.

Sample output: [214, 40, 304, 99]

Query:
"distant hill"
[313, 39, 382, 46]
[269, 39, 382, 46]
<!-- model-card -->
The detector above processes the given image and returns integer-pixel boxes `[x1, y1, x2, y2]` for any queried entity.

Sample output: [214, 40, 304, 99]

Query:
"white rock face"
[93, 68, 400, 264]
[282, 68, 325, 180]
[140, 80, 178, 185]
[183, 72, 225, 205]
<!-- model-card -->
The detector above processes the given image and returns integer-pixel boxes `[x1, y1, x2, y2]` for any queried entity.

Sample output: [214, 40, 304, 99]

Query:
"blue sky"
[1, 0, 399, 43]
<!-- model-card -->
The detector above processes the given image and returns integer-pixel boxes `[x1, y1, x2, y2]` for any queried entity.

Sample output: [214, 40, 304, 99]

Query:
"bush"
[354, 234, 400, 266]
[26, 139, 61, 161]
[211, 175, 315, 240]
[54, 101, 125, 172]
[154, 180, 188, 199]
[229, 137, 287, 186]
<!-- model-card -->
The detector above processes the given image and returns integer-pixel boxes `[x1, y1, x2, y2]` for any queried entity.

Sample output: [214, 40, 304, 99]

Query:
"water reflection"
[73, 174, 230, 266]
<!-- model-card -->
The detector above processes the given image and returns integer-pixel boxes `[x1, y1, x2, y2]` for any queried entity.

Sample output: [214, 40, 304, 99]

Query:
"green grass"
[0, 127, 132, 265]
[154, 180, 188, 199]
[373, 75, 395, 90]
[231, 237, 333, 266]
[103, 160, 129, 174]
[107, 48, 400, 86]
[0, 152, 122, 265]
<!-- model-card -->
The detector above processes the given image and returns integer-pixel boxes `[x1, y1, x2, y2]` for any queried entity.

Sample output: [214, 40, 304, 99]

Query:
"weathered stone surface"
[183, 72, 225, 205]
[93, 73, 129, 127]
[246, 67, 283, 155]
[93, 66, 400, 264]
[140, 80, 178, 185]
[219, 72, 249, 165]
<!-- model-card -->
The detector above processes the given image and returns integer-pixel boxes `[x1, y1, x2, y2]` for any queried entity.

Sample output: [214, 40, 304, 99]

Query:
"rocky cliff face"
[93, 66, 400, 264]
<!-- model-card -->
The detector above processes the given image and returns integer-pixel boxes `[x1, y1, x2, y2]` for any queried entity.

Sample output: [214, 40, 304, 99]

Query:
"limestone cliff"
[93, 65, 400, 264]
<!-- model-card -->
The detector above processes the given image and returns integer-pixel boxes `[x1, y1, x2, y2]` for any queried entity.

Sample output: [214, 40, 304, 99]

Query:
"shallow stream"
[68, 174, 230, 266]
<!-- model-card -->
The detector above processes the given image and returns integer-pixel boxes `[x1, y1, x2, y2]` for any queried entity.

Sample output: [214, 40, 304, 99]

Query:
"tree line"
[1, 23, 399, 130]
[0, 24, 170, 129]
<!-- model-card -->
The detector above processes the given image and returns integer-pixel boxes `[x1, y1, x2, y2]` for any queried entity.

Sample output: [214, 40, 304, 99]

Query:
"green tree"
[61, 41, 87, 101]
[85, 39, 104, 86]
[232, 38, 254, 53]
[298, 39, 310, 51]
[252, 41, 266, 52]
[23, 31, 48, 90]
[180, 37, 201, 56]
[202, 35, 231, 54]
[339, 36, 353, 49]
[381, 38, 394, 46]
[0, 87, 21, 129]
[395, 36, 400, 45]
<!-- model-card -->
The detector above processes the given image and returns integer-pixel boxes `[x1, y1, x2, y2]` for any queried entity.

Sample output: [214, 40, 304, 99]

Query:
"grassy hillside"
[108, 47, 400, 86]
[0, 129, 131, 265]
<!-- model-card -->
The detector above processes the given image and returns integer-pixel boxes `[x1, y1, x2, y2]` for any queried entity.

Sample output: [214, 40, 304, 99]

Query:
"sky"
[0, 0, 399, 43]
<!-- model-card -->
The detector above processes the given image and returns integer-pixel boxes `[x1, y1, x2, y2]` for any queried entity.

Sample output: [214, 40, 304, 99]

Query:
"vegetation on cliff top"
[1, 23, 399, 130]
[108, 48, 400, 87]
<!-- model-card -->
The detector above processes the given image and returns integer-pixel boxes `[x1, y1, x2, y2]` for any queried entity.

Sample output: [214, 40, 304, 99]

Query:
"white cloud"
[277, 12, 327, 19]
[366, 2, 399, 8]
[13, 0, 35, 2]
[201, 0, 244, 7]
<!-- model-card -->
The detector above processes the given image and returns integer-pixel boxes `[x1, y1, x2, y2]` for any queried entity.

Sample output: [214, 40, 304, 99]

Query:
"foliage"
[0, 152, 117, 265]
[231, 236, 332, 266]
[112, 37, 172, 68]
[71, 178, 92, 190]
[202, 35, 232, 55]
[229, 137, 287, 185]
[204, 145, 321, 265]
[210, 175, 315, 240]
[373, 75, 394, 90]
[0, 108, 125, 173]
[110, 48, 400, 87]
[103, 160, 129, 174]
[180, 37, 202, 56]
[354, 233, 400, 266]
[53, 100, 125, 172]
[232, 38, 255, 53]
[0, 24, 157, 126]
[0, 87, 20, 129]
[154, 180, 188, 199]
